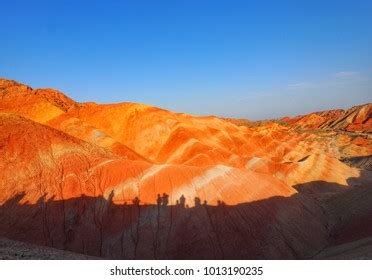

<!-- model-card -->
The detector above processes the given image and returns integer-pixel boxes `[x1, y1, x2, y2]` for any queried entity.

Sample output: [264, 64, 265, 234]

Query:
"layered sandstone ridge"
[0, 78, 371, 259]
[281, 104, 372, 132]
[0, 112, 327, 259]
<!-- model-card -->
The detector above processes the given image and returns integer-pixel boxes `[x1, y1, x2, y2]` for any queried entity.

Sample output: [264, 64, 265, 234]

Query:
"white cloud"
[287, 71, 363, 92]
[287, 82, 313, 90]
[333, 71, 358, 78]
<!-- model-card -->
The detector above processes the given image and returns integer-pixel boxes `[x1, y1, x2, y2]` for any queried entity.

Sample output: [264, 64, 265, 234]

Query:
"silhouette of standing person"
[132, 196, 140, 206]
[156, 194, 162, 207]
[179, 195, 186, 208]
[194, 197, 201, 207]
[162, 193, 169, 206]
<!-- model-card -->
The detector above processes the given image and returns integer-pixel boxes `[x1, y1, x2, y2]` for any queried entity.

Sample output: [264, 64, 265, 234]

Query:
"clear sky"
[1, 0, 371, 119]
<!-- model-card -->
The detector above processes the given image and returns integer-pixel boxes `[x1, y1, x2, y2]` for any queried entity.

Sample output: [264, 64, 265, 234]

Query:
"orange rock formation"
[0, 78, 371, 259]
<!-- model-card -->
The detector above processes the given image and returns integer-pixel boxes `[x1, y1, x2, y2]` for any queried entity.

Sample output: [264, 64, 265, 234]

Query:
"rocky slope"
[0, 78, 371, 259]
[0, 237, 96, 260]
[280, 104, 372, 132]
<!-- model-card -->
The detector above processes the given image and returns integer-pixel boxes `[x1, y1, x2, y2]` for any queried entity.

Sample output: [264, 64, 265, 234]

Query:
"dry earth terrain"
[0, 78, 371, 259]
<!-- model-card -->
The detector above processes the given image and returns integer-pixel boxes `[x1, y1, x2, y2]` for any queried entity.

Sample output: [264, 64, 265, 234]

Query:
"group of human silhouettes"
[156, 193, 211, 208]
[131, 193, 225, 207]
[156, 193, 169, 207]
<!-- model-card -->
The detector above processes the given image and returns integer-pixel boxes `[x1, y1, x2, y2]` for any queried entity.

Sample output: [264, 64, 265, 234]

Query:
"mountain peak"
[0, 78, 76, 112]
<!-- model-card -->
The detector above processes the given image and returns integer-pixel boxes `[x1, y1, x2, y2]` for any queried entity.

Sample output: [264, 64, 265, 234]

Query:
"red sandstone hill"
[280, 104, 372, 132]
[0, 78, 371, 259]
[227, 104, 372, 133]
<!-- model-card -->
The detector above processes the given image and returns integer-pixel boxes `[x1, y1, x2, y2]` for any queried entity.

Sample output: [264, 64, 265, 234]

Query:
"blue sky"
[1, 0, 371, 119]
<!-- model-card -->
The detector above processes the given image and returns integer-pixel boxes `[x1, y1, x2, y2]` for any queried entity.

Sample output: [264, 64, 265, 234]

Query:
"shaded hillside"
[0, 237, 96, 260]
[0, 192, 328, 259]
